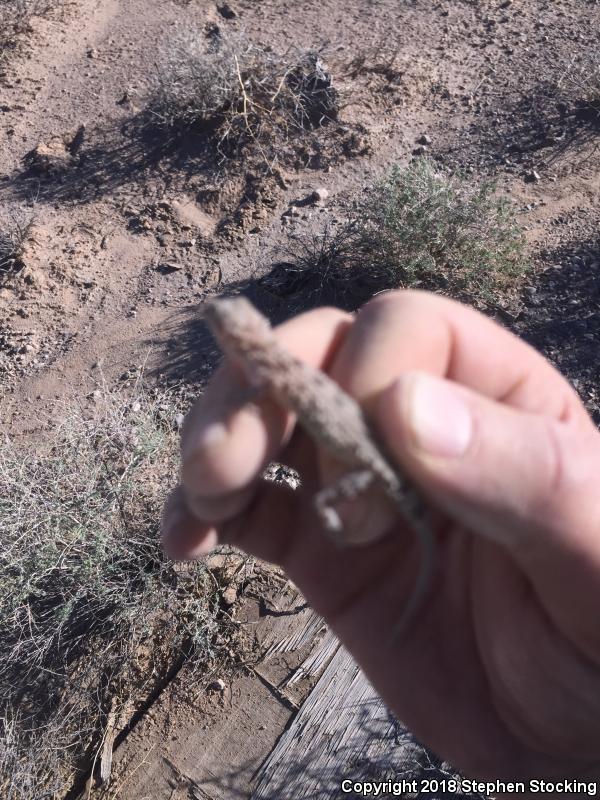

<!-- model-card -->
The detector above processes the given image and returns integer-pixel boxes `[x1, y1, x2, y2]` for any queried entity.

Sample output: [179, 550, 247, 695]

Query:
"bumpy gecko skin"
[204, 296, 434, 639]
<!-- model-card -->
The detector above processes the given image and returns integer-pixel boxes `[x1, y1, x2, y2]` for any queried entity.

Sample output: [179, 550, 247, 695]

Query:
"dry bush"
[146, 30, 338, 161]
[0, 381, 223, 797]
[266, 224, 379, 311]
[276, 159, 526, 309]
[0, 715, 64, 800]
[556, 54, 600, 118]
[0, 1, 55, 51]
[0, 213, 32, 283]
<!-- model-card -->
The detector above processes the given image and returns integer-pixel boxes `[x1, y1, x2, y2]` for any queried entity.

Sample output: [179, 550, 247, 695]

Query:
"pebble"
[222, 585, 238, 606]
[308, 187, 329, 204]
[417, 134, 432, 145]
[217, 3, 237, 18]
[173, 413, 185, 430]
[525, 170, 540, 183]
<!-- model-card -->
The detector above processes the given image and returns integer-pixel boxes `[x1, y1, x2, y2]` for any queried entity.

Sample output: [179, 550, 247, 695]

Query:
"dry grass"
[0, 380, 224, 797]
[556, 53, 600, 118]
[0, 213, 33, 283]
[269, 224, 376, 310]
[0, 1, 55, 52]
[145, 30, 338, 162]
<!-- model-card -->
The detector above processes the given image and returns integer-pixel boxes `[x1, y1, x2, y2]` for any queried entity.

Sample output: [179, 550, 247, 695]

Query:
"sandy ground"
[1, 0, 599, 796]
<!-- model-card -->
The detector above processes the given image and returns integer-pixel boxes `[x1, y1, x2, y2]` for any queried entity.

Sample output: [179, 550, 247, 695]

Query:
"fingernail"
[406, 374, 472, 457]
[181, 421, 228, 484]
[194, 420, 228, 452]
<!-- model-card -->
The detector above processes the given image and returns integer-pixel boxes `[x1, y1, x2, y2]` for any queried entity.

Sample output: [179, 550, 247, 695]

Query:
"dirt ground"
[1, 0, 600, 797]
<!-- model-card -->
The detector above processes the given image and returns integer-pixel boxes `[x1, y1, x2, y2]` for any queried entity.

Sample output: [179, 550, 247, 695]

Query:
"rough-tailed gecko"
[204, 296, 434, 639]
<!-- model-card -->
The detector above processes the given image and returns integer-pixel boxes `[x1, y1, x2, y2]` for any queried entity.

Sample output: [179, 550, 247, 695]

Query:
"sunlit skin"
[162, 290, 600, 780]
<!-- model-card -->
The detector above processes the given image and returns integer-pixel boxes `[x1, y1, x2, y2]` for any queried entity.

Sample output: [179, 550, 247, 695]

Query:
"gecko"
[203, 295, 434, 640]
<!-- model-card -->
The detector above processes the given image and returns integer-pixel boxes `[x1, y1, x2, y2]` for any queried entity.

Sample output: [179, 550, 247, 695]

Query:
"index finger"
[332, 290, 587, 426]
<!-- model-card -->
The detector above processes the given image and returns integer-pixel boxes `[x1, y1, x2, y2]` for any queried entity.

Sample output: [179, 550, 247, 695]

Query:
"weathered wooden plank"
[252, 645, 413, 799]
[251, 644, 477, 800]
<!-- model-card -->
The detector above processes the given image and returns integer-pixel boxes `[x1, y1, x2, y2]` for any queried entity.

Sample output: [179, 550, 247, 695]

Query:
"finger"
[161, 485, 217, 559]
[309, 287, 588, 547]
[378, 371, 600, 658]
[180, 306, 352, 521]
[331, 290, 586, 424]
[164, 433, 336, 567]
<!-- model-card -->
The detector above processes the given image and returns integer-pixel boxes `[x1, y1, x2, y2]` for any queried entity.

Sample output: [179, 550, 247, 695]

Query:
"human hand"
[162, 290, 600, 780]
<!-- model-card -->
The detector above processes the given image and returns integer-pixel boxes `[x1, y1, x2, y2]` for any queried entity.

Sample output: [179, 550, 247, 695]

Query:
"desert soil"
[1, 0, 599, 797]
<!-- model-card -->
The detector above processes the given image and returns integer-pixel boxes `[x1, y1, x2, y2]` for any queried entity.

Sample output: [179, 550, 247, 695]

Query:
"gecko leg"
[316, 472, 435, 641]
[313, 469, 376, 545]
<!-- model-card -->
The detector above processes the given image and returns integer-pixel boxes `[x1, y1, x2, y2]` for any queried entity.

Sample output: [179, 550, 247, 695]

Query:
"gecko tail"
[387, 515, 435, 645]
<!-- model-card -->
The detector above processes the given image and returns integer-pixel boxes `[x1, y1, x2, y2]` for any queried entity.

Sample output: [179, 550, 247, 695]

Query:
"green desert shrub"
[276, 158, 526, 308]
[355, 157, 526, 297]
[277, 159, 526, 309]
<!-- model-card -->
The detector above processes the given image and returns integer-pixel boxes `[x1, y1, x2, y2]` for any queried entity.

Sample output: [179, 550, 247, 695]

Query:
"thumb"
[376, 372, 600, 650]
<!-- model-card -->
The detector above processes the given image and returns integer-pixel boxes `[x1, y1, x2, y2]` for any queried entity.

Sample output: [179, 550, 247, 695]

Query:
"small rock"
[173, 412, 185, 430]
[417, 134, 432, 145]
[207, 679, 226, 692]
[217, 3, 237, 18]
[156, 263, 182, 274]
[131, 401, 142, 413]
[308, 187, 329, 205]
[127, 309, 137, 318]
[222, 585, 238, 606]
[25, 138, 71, 173]
[87, 48, 97, 59]
[524, 169, 540, 183]
[25, 125, 86, 172]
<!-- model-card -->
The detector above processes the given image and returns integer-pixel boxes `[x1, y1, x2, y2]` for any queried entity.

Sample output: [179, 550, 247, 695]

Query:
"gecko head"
[204, 296, 272, 356]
